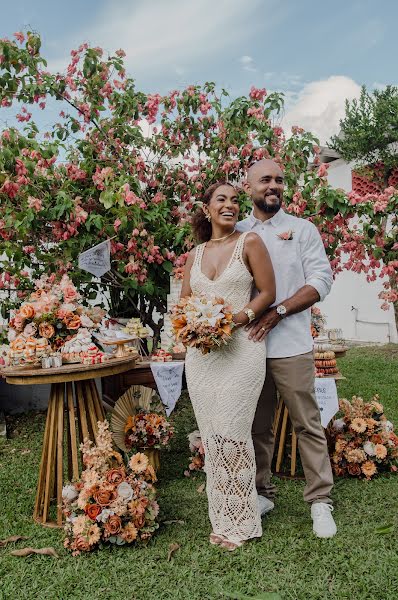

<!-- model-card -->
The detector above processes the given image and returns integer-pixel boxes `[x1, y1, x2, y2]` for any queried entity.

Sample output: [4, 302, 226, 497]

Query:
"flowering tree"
[0, 32, 397, 345]
[330, 85, 398, 319]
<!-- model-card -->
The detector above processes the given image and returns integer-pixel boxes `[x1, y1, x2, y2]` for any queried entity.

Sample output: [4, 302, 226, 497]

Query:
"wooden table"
[2, 356, 137, 527]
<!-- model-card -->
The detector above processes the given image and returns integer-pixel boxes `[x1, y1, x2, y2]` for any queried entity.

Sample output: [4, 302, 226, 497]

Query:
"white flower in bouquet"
[96, 509, 114, 523]
[383, 420, 394, 432]
[60, 302, 76, 312]
[332, 418, 345, 432]
[117, 481, 134, 501]
[62, 484, 79, 502]
[363, 441, 376, 456]
[188, 430, 202, 452]
[80, 314, 95, 328]
[23, 322, 37, 337]
[188, 296, 225, 327]
[7, 329, 17, 342]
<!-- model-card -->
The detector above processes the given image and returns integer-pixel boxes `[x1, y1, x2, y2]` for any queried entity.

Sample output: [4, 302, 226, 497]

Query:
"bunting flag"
[78, 239, 111, 277]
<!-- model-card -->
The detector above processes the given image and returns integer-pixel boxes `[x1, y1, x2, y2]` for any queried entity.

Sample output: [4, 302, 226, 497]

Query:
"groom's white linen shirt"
[236, 208, 333, 358]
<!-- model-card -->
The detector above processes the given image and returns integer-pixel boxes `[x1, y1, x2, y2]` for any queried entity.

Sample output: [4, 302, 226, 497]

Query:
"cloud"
[239, 55, 256, 72]
[282, 76, 362, 144]
[48, 0, 265, 78]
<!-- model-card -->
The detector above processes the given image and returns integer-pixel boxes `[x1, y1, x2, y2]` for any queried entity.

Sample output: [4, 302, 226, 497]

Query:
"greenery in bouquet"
[124, 411, 174, 451]
[62, 421, 159, 555]
[184, 430, 205, 477]
[330, 395, 398, 479]
[7, 274, 104, 359]
[171, 294, 234, 355]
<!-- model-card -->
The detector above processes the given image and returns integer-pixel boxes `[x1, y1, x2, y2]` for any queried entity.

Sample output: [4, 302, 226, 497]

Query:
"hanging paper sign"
[315, 377, 339, 427]
[78, 240, 111, 277]
[150, 361, 185, 416]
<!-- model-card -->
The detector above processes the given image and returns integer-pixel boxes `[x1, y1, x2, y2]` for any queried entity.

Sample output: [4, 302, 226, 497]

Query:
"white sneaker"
[258, 495, 274, 516]
[311, 503, 337, 538]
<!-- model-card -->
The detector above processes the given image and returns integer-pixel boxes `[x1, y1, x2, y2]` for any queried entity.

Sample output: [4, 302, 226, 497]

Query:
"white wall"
[319, 159, 397, 343]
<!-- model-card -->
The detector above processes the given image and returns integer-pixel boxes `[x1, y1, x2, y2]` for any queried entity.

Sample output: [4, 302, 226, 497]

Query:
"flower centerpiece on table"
[311, 306, 326, 338]
[124, 411, 174, 452]
[62, 420, 159, 555]
[330, 395, 398, 479]
[184, 430, 205, 477]
[171, 294, 234, 355]
[7, 274, 105, 364]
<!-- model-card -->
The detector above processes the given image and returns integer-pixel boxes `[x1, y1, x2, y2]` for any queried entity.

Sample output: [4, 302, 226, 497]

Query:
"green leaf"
[163, 260, 173, 273]
[375, 524, 394, 535]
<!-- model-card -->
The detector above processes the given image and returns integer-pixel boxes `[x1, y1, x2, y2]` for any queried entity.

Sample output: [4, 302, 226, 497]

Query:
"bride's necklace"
[210, 230, 236, 242]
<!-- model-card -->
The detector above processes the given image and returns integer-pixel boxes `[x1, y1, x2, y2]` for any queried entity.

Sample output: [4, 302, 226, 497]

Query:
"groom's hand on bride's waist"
[246, 307, 281, 342]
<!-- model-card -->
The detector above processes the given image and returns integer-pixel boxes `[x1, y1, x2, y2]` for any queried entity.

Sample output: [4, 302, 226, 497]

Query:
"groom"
[236, 158, 336, 538]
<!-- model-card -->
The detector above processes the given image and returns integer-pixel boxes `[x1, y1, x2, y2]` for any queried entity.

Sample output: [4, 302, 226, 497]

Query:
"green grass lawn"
[0, 346, 397, 600]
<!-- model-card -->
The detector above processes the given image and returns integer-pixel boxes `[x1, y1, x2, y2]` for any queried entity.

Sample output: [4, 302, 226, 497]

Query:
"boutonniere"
[277, 230, 294, 240]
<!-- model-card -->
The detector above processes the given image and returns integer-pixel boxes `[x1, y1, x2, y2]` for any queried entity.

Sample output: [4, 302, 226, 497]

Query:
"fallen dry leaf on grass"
[197, 483, 205, 494]
[10, 547, 59, 558]
[167, 543, 180, 561]
[163, 520, 185, 525]
[0, 535, 29, 547]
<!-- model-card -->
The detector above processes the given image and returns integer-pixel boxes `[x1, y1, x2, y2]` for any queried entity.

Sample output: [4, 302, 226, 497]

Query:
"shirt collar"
[247, 207, 287, 228]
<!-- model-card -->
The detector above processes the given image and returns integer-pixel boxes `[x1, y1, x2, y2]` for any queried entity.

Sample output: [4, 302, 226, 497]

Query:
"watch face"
[277, 305, 287, 316]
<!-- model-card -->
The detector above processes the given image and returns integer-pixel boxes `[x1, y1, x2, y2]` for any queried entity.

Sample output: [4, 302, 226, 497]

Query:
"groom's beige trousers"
[253, 351, 334, 504]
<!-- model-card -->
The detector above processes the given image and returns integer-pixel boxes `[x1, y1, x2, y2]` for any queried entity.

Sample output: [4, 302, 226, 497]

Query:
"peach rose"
[104, 515, 122, 537]
[10, 337, 26, 351]
[13, 315, 25, 331]
[20, 303, 35, 319]
[62, 284, 78, 302]
[106, 468, 126, 485]
[39, 322, 55, 339]
[65, 314, 81, 330]
[85, 503, 102, 521]
[93, 488, 116, 507]
[74, 535, 90, 552]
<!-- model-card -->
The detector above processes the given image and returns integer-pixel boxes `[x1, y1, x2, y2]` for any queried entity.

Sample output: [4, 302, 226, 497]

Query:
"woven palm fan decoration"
[111, 385, 156, 452]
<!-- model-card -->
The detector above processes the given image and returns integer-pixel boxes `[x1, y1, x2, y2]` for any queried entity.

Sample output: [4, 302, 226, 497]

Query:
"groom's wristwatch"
[276, 304, 287, 318]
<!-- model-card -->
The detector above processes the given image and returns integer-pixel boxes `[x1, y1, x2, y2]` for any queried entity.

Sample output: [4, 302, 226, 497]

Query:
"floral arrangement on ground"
[62, 421, 159, 555]
[330, 395, 398, 479]
[124, 411, 174, 451]
[184, 430, 205, 477]
[171, 293, 234, 355]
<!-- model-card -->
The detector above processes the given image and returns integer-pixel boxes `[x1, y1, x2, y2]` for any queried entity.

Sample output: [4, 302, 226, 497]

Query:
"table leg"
[34, 378, 107, 527]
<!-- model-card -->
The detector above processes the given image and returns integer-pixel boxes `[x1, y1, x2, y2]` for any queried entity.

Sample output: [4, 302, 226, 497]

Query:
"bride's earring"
[204, 210, 211, 222]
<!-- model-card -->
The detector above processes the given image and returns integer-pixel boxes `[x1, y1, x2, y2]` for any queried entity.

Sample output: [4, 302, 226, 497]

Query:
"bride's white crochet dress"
[185, 232, 266, 543]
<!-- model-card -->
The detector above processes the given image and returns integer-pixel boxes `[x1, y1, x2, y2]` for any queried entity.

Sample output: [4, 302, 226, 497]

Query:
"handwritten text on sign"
[315, 377, 339, 428]
[150, 361, 185, 416]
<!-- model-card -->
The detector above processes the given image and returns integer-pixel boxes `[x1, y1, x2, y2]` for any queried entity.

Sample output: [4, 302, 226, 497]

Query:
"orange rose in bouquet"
[171, 294, 234, 355]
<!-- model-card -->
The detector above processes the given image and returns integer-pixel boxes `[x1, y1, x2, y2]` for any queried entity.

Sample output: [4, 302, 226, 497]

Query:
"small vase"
[142, 447, 160, 473]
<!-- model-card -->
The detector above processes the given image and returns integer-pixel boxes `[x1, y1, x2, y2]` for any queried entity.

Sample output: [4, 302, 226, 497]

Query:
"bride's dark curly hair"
[191, 180, 235, 243]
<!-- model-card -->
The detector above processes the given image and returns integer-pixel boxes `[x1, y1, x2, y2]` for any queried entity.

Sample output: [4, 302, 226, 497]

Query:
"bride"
[181, 181, 275, 550]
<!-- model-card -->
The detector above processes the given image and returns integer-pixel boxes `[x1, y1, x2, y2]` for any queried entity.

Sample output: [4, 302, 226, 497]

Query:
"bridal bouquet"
[170, 294, 234, 355]
[63, 421, 159, 555]
[330, 395, 398, 479]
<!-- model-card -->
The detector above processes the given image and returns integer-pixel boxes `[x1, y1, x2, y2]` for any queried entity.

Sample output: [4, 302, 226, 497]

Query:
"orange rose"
[106, 468, 125, 485]
[85, 503, 102, 521]
[65, 314, 81, 330]
[104, 515, 122, 537]
[93, 487, 116, 506]
[20, 303, 35, 319]
[39, 322, 55, 339]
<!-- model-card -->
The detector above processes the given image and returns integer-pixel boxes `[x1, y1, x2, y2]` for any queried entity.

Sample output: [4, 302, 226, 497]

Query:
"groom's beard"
[253, 193, 282, 214]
